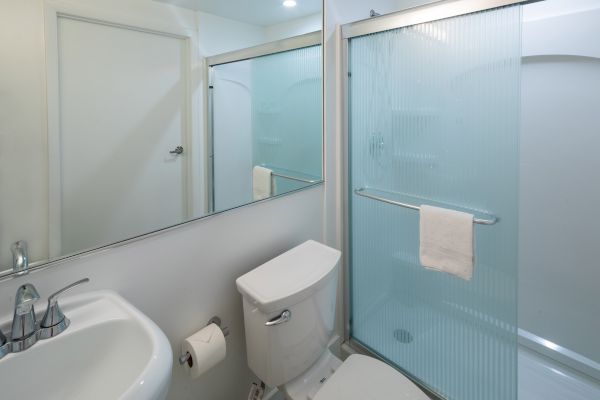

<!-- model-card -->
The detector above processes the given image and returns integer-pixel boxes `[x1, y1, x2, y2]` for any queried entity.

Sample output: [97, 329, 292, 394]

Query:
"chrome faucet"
[0, 278, 89, 359]
[11, 283, 40, 352]
[11, 240, 29, 275]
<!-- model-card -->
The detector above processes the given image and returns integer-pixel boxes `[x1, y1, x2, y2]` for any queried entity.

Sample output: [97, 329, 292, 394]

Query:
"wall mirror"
[1, 0, 322, 277]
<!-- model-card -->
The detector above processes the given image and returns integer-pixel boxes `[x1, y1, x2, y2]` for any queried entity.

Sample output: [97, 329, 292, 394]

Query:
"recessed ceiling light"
[283, 0, 297, 7]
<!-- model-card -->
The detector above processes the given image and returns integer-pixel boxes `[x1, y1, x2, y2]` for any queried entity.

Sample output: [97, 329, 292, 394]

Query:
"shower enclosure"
[344, 2, 523, 399]
[207, 34, 323, 213]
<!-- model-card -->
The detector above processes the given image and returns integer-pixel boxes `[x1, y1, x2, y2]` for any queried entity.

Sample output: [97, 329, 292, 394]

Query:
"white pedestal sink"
[0, 290, 172, 400]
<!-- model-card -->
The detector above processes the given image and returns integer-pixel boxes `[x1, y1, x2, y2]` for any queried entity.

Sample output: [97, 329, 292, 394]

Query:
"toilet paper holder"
[179, 316, 229, 366]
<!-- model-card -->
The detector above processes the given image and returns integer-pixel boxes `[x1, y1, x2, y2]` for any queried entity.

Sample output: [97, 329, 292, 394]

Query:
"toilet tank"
[236, 240, 341, 388]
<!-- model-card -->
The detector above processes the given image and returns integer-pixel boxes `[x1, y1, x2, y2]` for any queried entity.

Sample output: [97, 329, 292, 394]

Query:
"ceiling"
[156, 0, 321, 26]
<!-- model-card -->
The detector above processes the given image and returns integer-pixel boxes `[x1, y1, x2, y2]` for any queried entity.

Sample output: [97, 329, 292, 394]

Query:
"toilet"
[236, 240, 430, 400]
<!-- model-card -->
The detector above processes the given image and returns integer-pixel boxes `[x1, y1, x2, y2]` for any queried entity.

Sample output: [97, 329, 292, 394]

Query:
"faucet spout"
[11, 284, 40, 352]
[11, 240, 29, 275]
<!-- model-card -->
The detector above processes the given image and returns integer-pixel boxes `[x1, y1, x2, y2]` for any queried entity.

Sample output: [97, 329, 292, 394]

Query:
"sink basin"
[0, 290, 172, 400]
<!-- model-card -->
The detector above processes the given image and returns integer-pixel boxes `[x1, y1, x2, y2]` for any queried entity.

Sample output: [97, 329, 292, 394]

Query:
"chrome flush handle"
[265, 310, 291, 326]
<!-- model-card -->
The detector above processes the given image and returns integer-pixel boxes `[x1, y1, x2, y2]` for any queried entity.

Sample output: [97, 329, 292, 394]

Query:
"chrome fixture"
[178, 316, 229, 366]
[370, 9, 381, 17]
[11, 283, 40, 352]
[271, 171, 320, 184]
[0, 329, 8, 359]
[354, 188, 497, 225]
[169, 146, 184, 155]
[11, 240, 29, 275]
[39, 278, 90, 339]
[265, 310, 291, 326]
[0, 278, 89, 359]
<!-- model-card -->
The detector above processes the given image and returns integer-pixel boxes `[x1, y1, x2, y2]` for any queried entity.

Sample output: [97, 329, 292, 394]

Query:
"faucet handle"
[39, 278, 89, 338]
[14, 283, 40, 315]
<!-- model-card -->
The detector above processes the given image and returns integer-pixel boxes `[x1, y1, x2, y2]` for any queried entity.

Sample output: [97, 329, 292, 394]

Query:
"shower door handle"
[265, 310, 291, 326]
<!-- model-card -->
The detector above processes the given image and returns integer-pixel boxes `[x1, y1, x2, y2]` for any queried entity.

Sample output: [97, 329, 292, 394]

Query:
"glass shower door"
[349, 6, 521, 400]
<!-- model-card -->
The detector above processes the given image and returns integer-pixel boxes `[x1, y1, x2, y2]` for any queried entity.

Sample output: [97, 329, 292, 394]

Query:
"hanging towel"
[419, 205, 474, 281]
[253, 166, 274, 201]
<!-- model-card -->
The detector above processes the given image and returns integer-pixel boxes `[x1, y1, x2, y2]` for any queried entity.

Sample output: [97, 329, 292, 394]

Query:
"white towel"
[253, 166, 274, 200]
[419, 205, 474, 281]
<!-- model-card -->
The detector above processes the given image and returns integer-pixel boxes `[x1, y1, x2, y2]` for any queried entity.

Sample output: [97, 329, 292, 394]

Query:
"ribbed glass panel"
[349, 6, 521, 400]
[251, 45, 322, 194]
[212, 45, 322, 211]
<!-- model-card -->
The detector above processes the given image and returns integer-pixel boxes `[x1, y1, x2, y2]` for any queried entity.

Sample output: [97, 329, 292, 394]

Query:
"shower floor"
[353, 298, 600, 400]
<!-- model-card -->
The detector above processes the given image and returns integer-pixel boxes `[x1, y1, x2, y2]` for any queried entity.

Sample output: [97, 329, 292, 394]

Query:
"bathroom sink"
[0, 290, 172, 400]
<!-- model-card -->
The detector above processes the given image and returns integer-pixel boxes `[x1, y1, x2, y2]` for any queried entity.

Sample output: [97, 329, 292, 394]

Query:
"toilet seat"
[313, 355, 430, 400]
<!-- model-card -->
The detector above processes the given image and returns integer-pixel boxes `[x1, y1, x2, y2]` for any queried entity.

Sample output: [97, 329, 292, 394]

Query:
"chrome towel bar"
[271, 171, 320, 184]
[354, 188, 497, 225]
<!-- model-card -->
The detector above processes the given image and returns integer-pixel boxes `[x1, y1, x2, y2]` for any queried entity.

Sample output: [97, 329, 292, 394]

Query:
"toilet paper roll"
[181, 323, 226, 379]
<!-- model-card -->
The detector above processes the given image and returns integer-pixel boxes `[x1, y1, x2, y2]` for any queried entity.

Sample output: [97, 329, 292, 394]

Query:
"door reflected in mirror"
[0, 0, 322, 276]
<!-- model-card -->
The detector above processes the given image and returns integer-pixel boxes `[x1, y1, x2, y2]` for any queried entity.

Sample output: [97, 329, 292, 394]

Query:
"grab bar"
[354, 188, 497, 225]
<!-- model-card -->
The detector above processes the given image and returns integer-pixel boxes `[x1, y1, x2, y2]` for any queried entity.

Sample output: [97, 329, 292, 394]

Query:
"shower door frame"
[205, 31, 322, 213]
[340, 0, 541, 398]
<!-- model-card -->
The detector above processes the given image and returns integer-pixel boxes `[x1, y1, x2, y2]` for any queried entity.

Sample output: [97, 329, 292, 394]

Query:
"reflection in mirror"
[210, 36, 322, 212]
[0, 0, 322, 277]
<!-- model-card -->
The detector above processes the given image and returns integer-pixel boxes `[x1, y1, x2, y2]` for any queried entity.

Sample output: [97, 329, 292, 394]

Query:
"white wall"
[197, 11, 266, 57]
[519, 0, 600, 364]
[265, 13, 322, 42]
[197, 11, 322, 58]
[0, 186, 324, 400]
[0, 0, 49, 268]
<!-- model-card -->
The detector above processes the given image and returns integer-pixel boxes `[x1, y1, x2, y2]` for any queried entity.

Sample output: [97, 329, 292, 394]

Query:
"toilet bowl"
[236, 240, 429, 400]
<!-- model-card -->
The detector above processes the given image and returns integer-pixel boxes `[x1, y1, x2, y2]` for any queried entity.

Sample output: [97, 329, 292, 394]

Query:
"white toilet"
[236, 240, 430, 400]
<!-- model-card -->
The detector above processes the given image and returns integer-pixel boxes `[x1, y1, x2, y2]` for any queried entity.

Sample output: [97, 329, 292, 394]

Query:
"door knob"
[170, 146, 184, 155]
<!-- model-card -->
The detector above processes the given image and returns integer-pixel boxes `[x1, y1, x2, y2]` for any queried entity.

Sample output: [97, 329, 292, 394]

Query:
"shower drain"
[393, 328, 413, 344]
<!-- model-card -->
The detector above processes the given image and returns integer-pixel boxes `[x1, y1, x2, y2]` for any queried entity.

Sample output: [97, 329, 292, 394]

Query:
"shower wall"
[519, 0, 600, 371]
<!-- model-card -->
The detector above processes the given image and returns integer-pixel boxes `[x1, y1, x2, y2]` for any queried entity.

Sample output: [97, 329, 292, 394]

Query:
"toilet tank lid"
[236, 240, 341, 314]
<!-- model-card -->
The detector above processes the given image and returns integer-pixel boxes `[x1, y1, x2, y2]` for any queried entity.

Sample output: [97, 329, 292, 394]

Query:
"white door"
[57, 16, 189, 255]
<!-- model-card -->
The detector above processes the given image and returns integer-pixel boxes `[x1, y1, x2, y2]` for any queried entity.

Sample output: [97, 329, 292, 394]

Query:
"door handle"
[170, 146, 184, 155]
[265, 310, 291, 326]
